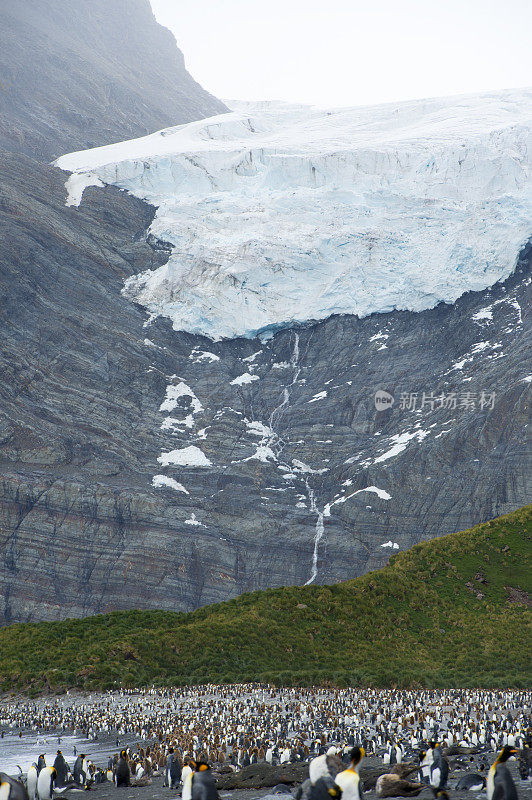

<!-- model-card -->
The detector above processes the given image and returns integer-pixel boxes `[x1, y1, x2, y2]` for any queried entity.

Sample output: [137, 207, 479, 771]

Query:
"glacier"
[55, 88, 532, 340]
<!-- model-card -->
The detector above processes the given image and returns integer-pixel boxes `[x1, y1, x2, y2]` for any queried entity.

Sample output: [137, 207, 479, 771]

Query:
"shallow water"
[0, 730, 116, 776]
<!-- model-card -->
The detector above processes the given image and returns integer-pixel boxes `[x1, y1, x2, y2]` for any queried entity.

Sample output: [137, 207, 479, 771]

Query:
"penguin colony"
[0, 686, 530, 800]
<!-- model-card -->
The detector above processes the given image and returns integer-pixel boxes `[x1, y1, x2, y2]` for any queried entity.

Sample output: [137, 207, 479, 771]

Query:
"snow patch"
[184, 513, 206, 527]
[157, 446, 212, 467]
[362, 485, 392, 500]
[246, 420, 274, 437]
[292, 459, 328, 475]
[190, 350, 220, 363]
[159, 381, 203, 414]
[64, 172, 104, 207]
[242, 350, 262, 363]
[472, 306, 493, 322]
[152, 475, 189, 494]
[242, 444, 277, 463]
[161, 415, 194, 431]
[231, 372, 259, 386]
[471, 341, 492, 353]
[381, 541, 400, 549]
[509, 299, 523, 324]
[329, 485, 392, 510]
[374, 430, 429, 463]
[451, 359, 468, 371]
[308, 391, 327, 403]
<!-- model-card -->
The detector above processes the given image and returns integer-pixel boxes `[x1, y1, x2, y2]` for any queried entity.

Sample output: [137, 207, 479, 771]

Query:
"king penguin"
[166, 748, 182, 789]
[456, 774, 486, 791]
[52, 753, 68, 789]
[335, 747, 365, 800]
[430, 747, 448, 790]
[487, 746, 518, 800]
[183, 762, 219, 800]
[114, 751, 130, 788]
[27, 767, 38, 800]
[73, 756, 88, 787]
[419, 744, 435, 784]
[0, 775, 28, 800]
[37, 768, 56, 800]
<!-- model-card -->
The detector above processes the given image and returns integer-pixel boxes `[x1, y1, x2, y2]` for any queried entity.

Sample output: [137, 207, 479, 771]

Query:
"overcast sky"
[149, 0, 532, 108]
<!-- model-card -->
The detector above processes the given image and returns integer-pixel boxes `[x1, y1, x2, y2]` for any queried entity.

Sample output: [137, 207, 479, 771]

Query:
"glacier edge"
[55, 88, 532, 340]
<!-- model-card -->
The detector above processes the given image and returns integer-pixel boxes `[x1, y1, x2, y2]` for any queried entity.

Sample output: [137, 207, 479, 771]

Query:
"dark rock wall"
[1, 148, 530, 622]
[0, 0, 227, 161]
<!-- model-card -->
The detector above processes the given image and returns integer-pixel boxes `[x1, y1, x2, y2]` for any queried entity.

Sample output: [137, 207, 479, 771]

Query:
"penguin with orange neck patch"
[335, 747, 364, 800]
[36, 767, 56, 800]
[115, 750, 130, 787]
[182, 762, 219, 800]
[429, 745, 448, 790]
[0, 775, 29, 800]
[487, 746, 518, 800]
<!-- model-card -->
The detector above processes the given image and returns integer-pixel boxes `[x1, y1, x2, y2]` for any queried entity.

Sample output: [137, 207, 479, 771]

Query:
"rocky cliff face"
[0, 0, 227, 161]
[0, 2, 530, 624]
[1, 145, 529, 621]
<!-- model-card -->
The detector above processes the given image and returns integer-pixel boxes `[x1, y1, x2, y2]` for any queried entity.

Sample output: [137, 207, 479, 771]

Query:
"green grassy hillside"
[1, 506, 530, 692]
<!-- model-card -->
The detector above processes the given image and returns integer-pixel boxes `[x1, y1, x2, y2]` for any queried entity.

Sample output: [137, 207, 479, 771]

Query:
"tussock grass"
[0, 506, 530, 693]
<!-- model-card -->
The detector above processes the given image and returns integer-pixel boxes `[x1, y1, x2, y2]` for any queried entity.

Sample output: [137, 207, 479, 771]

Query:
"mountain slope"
[1, 223, 530, 623]
[0, 505, 530, 691]
[0, 6, 529, 624]
[0, 0, 227, 161]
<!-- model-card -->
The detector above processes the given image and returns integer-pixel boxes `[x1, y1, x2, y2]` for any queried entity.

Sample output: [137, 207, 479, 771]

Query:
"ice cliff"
[56, 88, 532, 340]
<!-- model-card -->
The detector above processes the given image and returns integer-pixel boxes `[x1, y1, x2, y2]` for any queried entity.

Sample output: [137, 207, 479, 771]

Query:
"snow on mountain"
[55, 88, 532, 340]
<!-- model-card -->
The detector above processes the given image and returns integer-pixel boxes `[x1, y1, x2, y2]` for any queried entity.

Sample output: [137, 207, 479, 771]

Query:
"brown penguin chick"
[389, 764, 420, 779]
[376, 774, 424, 798]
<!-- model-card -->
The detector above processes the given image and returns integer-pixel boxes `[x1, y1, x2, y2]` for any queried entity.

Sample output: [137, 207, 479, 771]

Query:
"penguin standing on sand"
[0, 775, 29, 800]
[430, 747, 448, 790]
[165, 748, 182, 789]
[114, 751, 130, 787]
[335, 747, 364, 800]
[27, 767, 38, 800]
[394, 743, 403, 765]
[419, 744, 434, 784]
[182, 762, 219, 800]
[181, 760, 193, 791]
[73, 755, 88, 787]
[487, 746, 518, 800]
[37, 767, 56, 800]
[52, 753, 68, 788]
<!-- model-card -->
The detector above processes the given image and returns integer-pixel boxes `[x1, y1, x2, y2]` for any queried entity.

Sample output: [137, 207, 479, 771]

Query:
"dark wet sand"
[55, 756, 531, 800]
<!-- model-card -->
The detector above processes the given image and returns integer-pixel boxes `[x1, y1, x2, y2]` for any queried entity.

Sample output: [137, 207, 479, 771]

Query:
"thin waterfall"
[304, 480, 325, 585]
